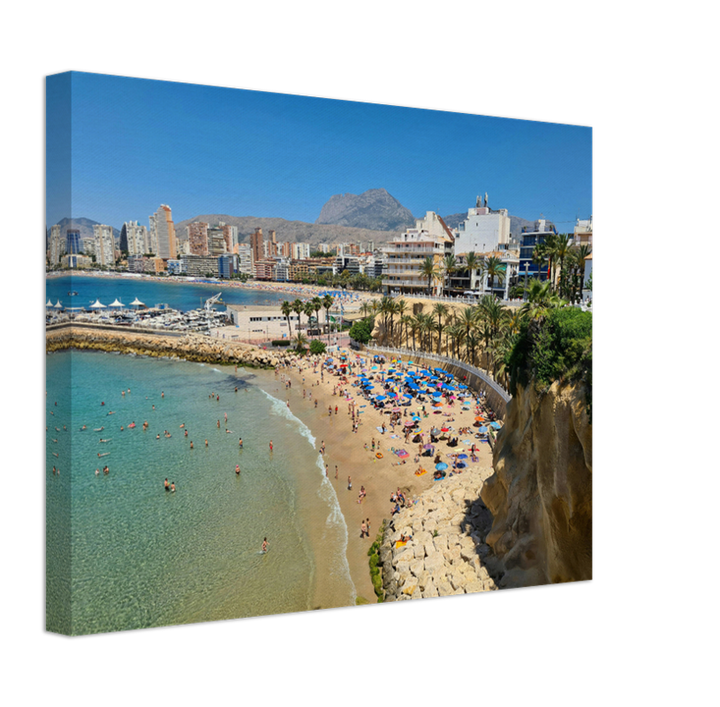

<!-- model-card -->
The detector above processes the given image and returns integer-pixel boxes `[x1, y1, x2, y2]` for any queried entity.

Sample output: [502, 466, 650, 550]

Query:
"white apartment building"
[149, 204, 176, 260]
[93, 224, 116, 267]
[236, 244, 253, 275]
[382, 211, 454, 295]
[452, 194, 511, 255]
[291, 242, 311, 260]
[49, 224, 65, 266]
[122, 220, 150, 257]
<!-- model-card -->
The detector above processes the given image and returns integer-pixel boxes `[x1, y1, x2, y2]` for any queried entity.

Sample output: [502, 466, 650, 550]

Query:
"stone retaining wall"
[45, 324, 287, 369]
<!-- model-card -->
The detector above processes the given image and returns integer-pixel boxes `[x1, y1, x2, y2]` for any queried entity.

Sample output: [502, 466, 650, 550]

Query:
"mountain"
[173, 214, 402, 249]
[315, 188, 416, 231]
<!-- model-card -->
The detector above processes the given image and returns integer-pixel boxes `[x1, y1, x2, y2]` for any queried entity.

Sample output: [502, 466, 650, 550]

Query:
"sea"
[46, 349, 355, 635]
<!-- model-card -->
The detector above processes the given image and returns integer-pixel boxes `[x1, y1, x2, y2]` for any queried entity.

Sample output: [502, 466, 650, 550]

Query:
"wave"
[261, 389, 356, 603]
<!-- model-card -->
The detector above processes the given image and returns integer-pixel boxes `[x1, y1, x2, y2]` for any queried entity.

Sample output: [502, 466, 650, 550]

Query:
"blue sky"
[47, 71, 591, 231]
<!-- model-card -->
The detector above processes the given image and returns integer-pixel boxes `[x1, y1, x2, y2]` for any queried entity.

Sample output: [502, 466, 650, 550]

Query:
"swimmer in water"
[262, 538, 268, 553]
[164, 478, 170, 490]
[190, 441, 194, 449]
[235, 465, 240, 475]
[269, 440, 273, 452]
[170, 481, 175, 492]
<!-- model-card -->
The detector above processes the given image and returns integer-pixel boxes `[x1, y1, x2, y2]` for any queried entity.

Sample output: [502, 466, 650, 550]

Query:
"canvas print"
[46, 72, 592, 636]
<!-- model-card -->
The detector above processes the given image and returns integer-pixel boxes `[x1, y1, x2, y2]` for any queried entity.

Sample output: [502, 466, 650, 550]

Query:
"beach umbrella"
[130, 297, 145, 308]
[432, 402, 442, 407]
[478, 426, 488, 433]
[441, 427, 450, 432]
[404, 420, 415, 427]
[457, 454, 468, 460]
[403, 393, 412, 399]
[393, 407, 402, 413]
[375, 395, 386, 401]
[53, 300, 63, 308]
[371, 366, 378, 370]
[435, 462, 448, 471]
[474, 416, 485, 421]
[109, 298, 124, 308]
[89, 299, 106, 309]
[490, 422, 502, 430]
[46, 299, 53, 307]
[423, 444, 434, 450]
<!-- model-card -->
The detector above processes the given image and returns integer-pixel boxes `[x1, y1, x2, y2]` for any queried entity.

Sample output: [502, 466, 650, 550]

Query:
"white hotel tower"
[452, 193, 511, 255]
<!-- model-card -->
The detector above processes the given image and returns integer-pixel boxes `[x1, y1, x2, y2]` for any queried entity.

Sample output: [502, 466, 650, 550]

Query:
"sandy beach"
[267, 349, 496, 603]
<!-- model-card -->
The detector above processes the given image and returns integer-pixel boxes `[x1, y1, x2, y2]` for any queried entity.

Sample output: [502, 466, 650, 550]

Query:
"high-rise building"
[150, 205, 176, 260]
[208, 226, 226, 256]
[187, 222, 209, 256]
[291, 242, 311, 260]
[93, 224, 116, 267]
[66, 229, 81, 255]
[221, 224, 238, 252]
[250, 228, 264, 265]
[121, 221, 149, 257]
[237, 244, 253, 275]
[49, 224, 65, 266]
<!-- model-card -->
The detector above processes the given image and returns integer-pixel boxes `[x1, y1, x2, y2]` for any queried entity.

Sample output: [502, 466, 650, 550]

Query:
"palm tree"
[447, 321, 465, 360]
[441, 253, 458, 295]
[432, 302, 449, 354]
[294, 332, 308, 353]
[281, 300, 293, 337]
[322, 293, 334, 335]
[464, 251, 481, 292]
[304, 300, 316, 335]
[456, 307, 478, 364]
[484, 256, 506, 298]
[418, 256, 441, 296]
[311, 296, 323, 331]
[553, 234, 572, 298]
[291, 298, 304, 332]
[395, 299, 408, 344]
[399, 314, 412, 349]
[378, 296, 393, 344]
[520, 280, 564, 319]
[569, 244, 591, 303]
[409, 316, 421, 351]
[476, 295, 510, 374]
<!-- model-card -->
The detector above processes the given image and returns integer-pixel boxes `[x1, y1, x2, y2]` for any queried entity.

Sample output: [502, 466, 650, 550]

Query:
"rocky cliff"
[480, 380, 592, 587]
[316, 188, 415, 231]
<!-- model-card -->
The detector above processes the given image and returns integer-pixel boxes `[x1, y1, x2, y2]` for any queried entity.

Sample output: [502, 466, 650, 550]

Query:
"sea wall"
[480, 380, 592, 587]
[378, 466, 499, 600]
[45, 324, 286, 368]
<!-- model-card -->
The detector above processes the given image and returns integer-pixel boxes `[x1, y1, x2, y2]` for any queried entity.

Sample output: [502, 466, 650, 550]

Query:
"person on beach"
[360, 520, 367, 538]
[335, 465, 338, 479]
[320, 441, 325, 455]
[366, 519, 371, 535]
[347, 476, 352, 490]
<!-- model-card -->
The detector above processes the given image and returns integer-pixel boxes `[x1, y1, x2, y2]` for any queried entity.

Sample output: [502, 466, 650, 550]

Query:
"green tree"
[322, 293, 334, 334]
[349, 317, 375, 344]
[418, 256, 441, 295]
[292, 298, 304, 332]
[281, 300, 293, 337]
[432, 302, 449, 354]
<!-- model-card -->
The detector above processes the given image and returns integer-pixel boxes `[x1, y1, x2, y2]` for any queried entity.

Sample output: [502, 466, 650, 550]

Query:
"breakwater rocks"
[379, 466, 499, 600]
[45, 325, 286, 369]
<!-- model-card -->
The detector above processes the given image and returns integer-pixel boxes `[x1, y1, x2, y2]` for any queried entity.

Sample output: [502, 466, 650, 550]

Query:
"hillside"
[174, 214, 401, 248]
[49, 217, 121, 244]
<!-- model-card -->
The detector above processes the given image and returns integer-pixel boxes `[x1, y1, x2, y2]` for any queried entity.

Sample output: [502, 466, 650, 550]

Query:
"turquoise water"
[46, 350, 354, 635]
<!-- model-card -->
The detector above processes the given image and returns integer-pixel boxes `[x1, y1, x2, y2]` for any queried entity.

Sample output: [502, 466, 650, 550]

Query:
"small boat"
[68, 291, 78, 296]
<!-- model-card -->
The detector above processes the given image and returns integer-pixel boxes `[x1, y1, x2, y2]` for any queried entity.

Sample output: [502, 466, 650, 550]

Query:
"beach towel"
[462, 440, 472, 445]
[395, 540, 408, 548]
[414, 468, 427, 477]
[397, 450, 409, 458]
[376, 426, 384, 433]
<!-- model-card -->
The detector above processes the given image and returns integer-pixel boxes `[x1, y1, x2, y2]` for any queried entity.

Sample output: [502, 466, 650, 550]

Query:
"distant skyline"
[46, 72, 592, 233]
